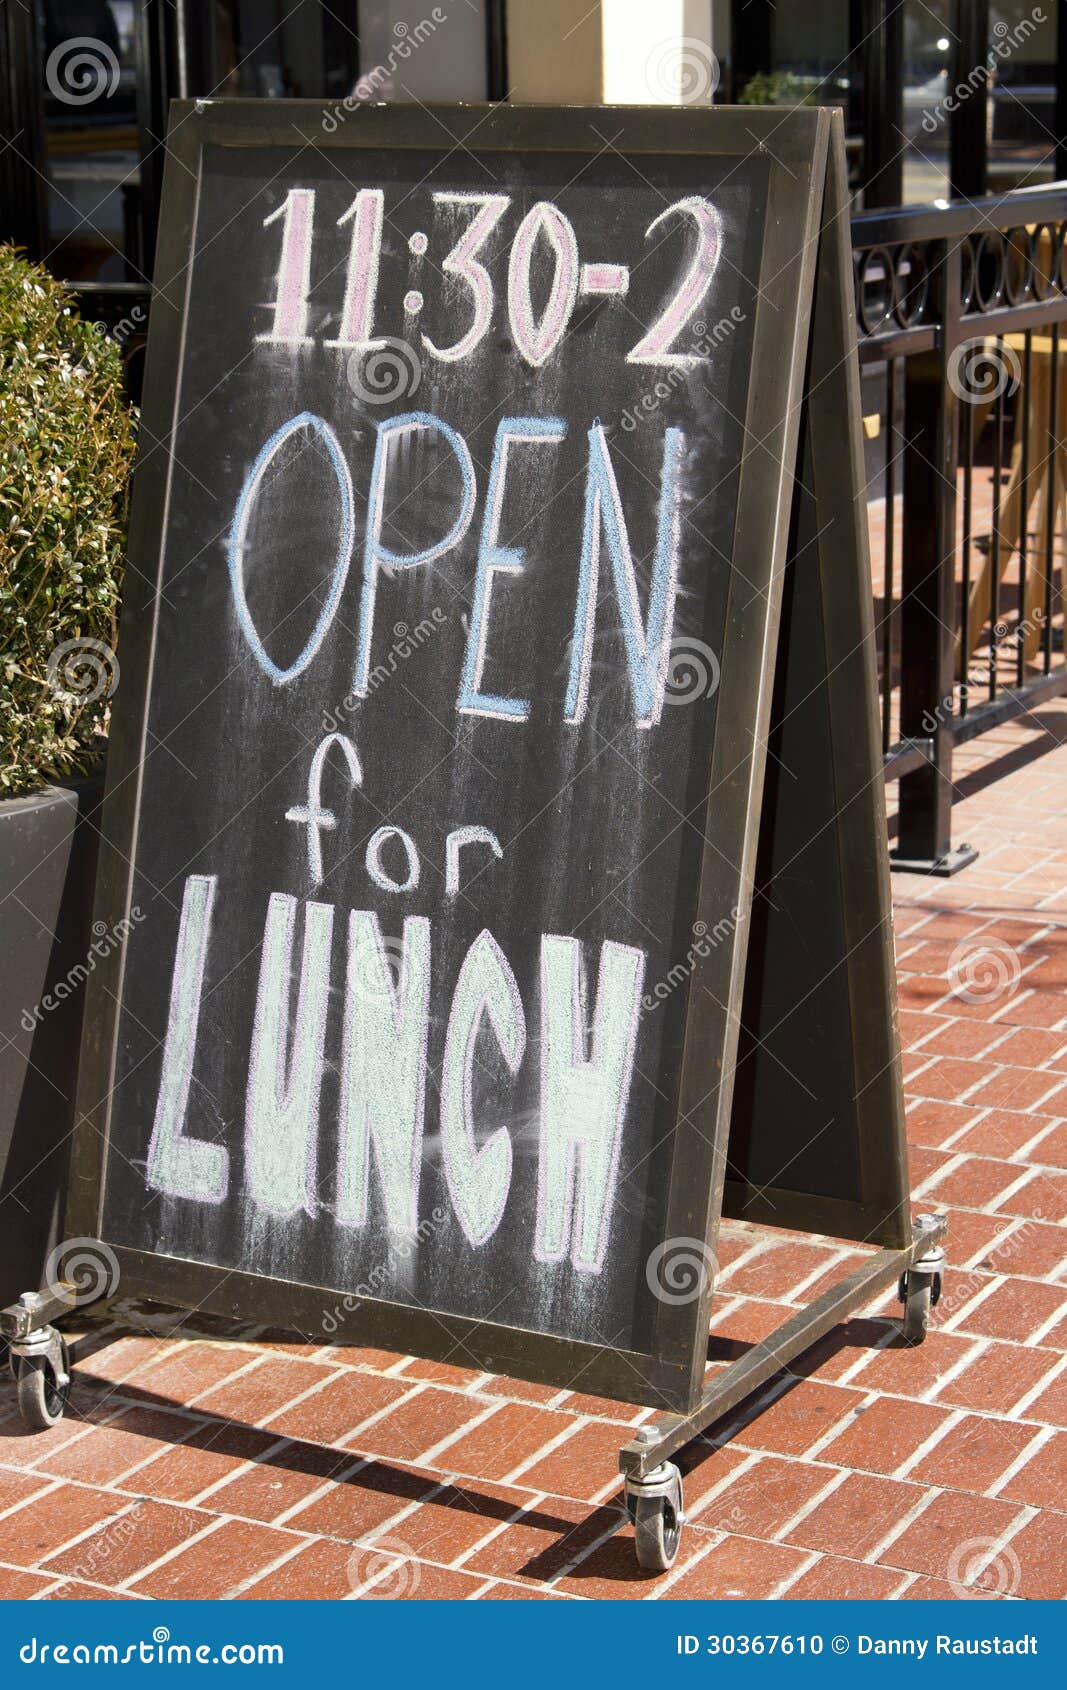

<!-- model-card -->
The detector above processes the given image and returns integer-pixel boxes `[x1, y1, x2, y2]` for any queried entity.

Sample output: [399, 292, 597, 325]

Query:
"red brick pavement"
[2, 707, 1067, 1600]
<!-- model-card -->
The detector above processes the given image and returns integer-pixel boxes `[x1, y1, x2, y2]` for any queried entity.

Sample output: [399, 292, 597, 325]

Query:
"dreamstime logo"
[646, 1237, 717, 1305]
[45, 637, 119, 705]
[947, 1537, 1022, 1599]
[63, 1504, 144, 1582]
[921, 610, 1048, 733]
[931, 1208, 1047, 1324]
[346, 338, 422, 404]
[92, 303, 146, 347]
[321, 609, 446, 731]
[21, 908, 145, 1033]
[948, 338, 1021, 404]
[664, 637, 720, 705]
[620, 309, 747, 432]
[645, 37, 720, 103]
[642, 908, 743, 1017]
[921, 7, 1045, 132]
[322, 8, 447, 129]
[321, 1207, 447, 1333]
[350, 933, 407, 1005]
[46, 37, 119, 105]
[19, 1629, 284, 1666]
[347, 1538, 422, 1597]
[44, 1237, 121, 1306]
[948, 937, 1021, 1004]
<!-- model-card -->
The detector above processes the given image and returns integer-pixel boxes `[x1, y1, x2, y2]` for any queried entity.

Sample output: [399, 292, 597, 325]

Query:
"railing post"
[891, 236, 977, 875]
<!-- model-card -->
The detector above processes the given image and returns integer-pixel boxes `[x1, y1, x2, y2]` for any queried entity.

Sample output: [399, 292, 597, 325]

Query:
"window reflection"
[902, 0, 952, 203]
[989, 1, 1057, 190]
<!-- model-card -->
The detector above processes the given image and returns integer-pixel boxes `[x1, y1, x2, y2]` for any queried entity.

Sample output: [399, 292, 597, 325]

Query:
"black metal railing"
[852, 184, 1067, 873]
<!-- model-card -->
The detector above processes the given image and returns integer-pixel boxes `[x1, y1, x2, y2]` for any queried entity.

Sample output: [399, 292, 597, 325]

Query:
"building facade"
[2, 1, 1064, 293]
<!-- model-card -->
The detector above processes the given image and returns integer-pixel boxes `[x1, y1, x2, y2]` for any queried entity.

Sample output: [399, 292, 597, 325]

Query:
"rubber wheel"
[16, 1355, 69, 1431]
[902, 1278, 932, 1344]
[633, 1492, 682, 1572]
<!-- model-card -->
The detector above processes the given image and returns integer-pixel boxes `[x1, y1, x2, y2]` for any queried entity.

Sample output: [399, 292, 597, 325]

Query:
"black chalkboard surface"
[67, 103, 908, 1415]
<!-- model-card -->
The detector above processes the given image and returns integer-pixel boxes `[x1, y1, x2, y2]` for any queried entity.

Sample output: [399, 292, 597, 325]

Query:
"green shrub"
[0, 244, 135, 798]
[739, 71, 818, 106]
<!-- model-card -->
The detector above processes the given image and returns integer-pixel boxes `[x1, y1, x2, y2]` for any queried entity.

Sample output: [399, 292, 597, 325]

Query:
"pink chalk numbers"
[258, 188, 722, 369]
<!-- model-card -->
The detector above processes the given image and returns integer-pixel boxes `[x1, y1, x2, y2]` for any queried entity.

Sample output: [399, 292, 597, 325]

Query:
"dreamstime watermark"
[921, 608, 1048, 736]
[948, 936, 1022, 1004]
[320, 1206, 447, 1333]
[645, 37, 720, 103]
[347, 1537, 422, 1596]
[930, 1209, 1044, 1322]
[921, 9, 1045, 133]
[321, 610, 447, 731]
[45, 636, 119, 705]
[19, 1630, 283, 1667]
[44, 1236, 121, 1305]
[642, 907, 743, 1017]
[92, 303, 146, 347]
[349, 931, 408, 1006]
[61, 1504, 145, 1583]
[947, 1536, 1023, 1598]
[347, 338, 422, 404]
[21, 909, 145, 1033]
[947, 338, 1021, 404]
[620, 309, 746, 432]
[646, 1237, 718, 1304]
[45, 36, 119, 106]
[322, 10, 447, 130]
[664, 636, 720, 705]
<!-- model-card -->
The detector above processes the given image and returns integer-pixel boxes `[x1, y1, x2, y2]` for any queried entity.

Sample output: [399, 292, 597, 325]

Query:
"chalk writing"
[149, 882, 648, 1272]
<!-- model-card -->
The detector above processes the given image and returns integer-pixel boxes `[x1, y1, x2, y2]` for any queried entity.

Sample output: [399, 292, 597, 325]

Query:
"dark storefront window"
[988, 0, 1058, 190]
[716, 1, 858, 193]
[42, 2, 139, 280]
[31, 0, 498, 283]
[902, 0, 953, 202]
[717, 0, 851, 110]
[722, 0, 1062, 205]
[37, 1, 363, 280]
[902, 0, 1057, 202]
[357, 1, 491, 101]
[180, 0, 359, 99]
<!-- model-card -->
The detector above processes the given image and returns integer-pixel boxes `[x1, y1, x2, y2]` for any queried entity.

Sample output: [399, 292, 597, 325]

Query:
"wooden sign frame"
[48, 102, 920, 1425]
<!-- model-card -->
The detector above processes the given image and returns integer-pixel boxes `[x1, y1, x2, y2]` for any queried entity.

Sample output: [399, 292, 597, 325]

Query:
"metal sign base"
[617, 1214, 947, 1570]
[2, 1214, 947, 1571]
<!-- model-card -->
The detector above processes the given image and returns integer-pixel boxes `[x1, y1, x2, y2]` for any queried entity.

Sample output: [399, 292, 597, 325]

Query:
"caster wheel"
[899, 1272, 939, 1344]
[627, 1459, 684, 1572]
[633, 1491, 683, 1571]
[16, 1348, 70, 1431]
[902, 1282, 930, 1342]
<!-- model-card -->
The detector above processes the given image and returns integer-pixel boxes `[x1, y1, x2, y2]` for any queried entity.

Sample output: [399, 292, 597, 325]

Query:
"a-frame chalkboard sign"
[5, 102, 946, 1571]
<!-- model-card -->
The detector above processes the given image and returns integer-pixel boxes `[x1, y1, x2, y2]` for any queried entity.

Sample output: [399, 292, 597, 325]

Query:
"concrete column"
[505, 0, 715, 105]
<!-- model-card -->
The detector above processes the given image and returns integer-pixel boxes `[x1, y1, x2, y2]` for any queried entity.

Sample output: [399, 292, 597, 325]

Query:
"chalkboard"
[68, 103, 906, 1416]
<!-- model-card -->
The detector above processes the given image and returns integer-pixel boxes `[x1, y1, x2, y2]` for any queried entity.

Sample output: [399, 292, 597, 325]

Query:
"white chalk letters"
[149, 880, 647, 1276]
[245, 894, 333, 1216]
[228, 408, 684, 726]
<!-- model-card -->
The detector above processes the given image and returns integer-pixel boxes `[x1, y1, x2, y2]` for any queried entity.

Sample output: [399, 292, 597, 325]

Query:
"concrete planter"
[0, 771, 103, 1307]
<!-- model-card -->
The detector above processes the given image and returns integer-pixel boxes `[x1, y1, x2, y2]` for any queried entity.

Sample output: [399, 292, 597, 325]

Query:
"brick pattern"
[3, 706, 1067, 1600]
